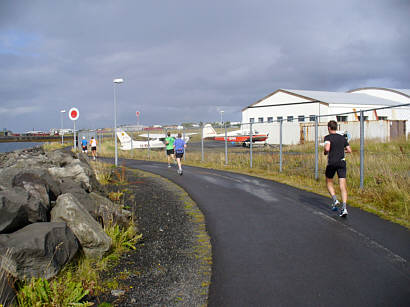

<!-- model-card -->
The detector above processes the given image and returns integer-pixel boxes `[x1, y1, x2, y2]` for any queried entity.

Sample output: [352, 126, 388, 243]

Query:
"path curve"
[115, 158, 410, 307]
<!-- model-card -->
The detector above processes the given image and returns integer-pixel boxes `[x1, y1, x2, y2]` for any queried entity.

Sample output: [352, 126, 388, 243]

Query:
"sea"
[0, 142, 43, 153]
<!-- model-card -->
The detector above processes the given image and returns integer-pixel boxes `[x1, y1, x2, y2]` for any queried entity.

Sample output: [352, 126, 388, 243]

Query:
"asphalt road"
[117, 158, 410, 307]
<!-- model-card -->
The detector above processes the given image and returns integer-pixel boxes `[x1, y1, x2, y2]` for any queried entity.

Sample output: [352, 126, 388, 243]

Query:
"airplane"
[202, 124, 268, 147]
[116, 129, 195, 150]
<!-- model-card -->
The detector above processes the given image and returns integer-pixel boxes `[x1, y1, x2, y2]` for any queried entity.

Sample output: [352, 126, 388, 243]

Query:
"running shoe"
[331, 200, 340, 211]
[168, 164, 171, 168]
[177, 169, 181, 175]
[339, 208, 348, 217]
[179, 169, 183, 176]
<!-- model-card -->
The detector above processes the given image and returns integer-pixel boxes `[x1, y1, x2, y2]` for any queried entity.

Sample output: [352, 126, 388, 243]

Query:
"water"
[0, 142, 43, 153]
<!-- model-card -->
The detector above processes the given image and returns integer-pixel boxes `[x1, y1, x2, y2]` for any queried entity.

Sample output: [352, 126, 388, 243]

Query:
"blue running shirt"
[174, 138, 185, 153]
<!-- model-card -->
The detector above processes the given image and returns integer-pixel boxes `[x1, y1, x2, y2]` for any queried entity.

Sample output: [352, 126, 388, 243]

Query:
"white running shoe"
[168, 164, 171, 168]
[331, 200, 340, 211]
[340, 208, 348, 217]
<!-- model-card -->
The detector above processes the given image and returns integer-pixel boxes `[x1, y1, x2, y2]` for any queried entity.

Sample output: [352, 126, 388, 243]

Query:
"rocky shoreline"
[0, 147, 212, 306]
[0, 147, 132, 305]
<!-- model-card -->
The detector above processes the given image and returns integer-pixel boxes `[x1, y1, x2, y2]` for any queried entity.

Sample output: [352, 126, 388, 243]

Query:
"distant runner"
[165, 131, 176, 168]
[174, 133, 186, 175]
[81, 136, 88, 153]
[324, 120, 352, 217]
[90, 136, 97, 160]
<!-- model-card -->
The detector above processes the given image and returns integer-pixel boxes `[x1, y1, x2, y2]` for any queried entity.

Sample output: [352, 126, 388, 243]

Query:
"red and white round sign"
[136, 111, 140, 117]
[68, 107, 79, 121]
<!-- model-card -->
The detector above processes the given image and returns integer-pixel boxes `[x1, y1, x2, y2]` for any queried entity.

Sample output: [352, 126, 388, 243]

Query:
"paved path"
[117, 159, 409, 307]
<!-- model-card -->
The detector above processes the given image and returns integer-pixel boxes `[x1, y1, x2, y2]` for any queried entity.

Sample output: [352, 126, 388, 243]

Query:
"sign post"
[136, 111, 140, 126]
[68, 107, 79, 150]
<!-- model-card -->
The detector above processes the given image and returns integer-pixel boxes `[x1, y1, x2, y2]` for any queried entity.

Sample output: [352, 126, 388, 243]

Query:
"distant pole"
[60, 110, 66, 144]
[113, 78, 124, 167]
[314, 116, 319, 180]
[224, 123, 228, 165]
[73, 121, 76, 150]
[279, 119, 283, 172]
[201, 123, 204, 162]
[183, 127, 186, 161]
[250, 122, 253, 168]
[360, 110, 364, 189]
[148, 129, 150, 159]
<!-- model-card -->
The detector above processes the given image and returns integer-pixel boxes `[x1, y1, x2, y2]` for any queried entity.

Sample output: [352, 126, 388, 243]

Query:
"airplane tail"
[202, 124, 217, 139]
[116, 129, 132, 146]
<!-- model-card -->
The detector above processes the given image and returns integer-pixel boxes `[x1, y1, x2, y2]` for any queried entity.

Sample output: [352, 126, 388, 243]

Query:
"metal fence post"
[147, 129, 150, 159]
[360, 110, 364, 189]
[201, 123, 204, 162]
[183, 128, 186, 161]
[314, 116, 319, 180]
[279, 119, 283, 172]
[250, 122, 253, 168]
[224, 123, 228, 165]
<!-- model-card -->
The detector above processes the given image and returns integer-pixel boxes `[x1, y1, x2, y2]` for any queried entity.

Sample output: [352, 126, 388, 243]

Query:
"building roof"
[244, 88, 403, 111]
[348, 87, 410, 98]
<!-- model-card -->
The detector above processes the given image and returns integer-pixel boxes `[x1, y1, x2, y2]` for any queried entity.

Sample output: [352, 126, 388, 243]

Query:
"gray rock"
[0, 222, 79, 280]
[48, 162, 93, 192]
[0, 190, 29, 234]
[90, 192, 132, 228]
[12, 172, 50, 209]
[51, 193, 111, 259]
[59, 179, 99, 218]
[46, 149, 76, 167]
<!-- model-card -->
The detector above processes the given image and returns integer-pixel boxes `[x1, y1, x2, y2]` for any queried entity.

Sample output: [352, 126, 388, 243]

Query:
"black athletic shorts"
[325, 161, 347, 179]
[175, 152, 184, 159]
[91, 146, 97, 151]
[167, 149, 174, 155]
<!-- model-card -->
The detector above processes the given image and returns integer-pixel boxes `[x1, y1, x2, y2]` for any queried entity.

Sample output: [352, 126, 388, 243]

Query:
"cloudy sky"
[1, 0, 409, 132]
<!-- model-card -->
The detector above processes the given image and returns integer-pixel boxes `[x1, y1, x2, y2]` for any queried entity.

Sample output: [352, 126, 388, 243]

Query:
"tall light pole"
[60, 110, 66, 144]
[220, 110, 224, 127]
[113, 78, 124, 167]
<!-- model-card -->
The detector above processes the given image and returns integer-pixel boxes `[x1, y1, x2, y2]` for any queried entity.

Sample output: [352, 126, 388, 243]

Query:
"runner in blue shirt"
[173, 133, 186, 175]
[81, 136, 88, 153]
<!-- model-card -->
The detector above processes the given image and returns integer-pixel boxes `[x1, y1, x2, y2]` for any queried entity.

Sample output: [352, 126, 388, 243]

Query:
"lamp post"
[220, 110, 224, 127]
[113, 78, 124, 167]
[60, 110, 66, 144]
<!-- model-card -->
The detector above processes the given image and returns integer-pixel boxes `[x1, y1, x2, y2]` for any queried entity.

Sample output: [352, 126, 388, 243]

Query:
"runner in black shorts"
[324, 120, 352, 217]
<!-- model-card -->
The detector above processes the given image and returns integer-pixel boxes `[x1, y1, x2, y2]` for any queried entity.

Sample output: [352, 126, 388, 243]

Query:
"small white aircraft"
[116, 129, 195, 150]
[202, 124, 268, 147]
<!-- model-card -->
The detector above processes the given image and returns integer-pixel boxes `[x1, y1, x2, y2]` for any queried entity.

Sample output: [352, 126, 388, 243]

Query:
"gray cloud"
[0, 0, 409, 132]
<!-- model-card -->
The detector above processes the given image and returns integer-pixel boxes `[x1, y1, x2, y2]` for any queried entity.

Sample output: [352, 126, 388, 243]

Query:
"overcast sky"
[1, 0, 409, 132]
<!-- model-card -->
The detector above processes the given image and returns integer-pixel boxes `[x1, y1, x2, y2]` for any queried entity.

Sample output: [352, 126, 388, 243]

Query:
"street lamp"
[220, 110, 224, 127]
[113, 78, 124, 167]
[60, 110, 66, 144]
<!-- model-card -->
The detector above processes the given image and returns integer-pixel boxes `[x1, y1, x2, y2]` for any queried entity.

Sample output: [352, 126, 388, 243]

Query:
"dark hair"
[328, 120, 338, 131]
[167, 131, 170, 136]
[178, 133, 182, 138]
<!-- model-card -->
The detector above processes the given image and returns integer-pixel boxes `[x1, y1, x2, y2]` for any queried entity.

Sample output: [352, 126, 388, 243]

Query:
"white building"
[241, 88, 409, 144]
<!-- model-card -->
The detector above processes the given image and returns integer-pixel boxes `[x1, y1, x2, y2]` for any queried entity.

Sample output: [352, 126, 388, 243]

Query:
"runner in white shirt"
[90, 136, 97, 160]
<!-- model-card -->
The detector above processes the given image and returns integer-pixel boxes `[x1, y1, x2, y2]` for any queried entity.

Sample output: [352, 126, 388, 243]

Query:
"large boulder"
[0, 190, 29, 234]
[51, 193, 111, 259]
[0, 222, 79, 280]
[0, 188, 49, 234]
[90, 192, 132, 228]
[46, 149, 76, 167]
[59, 179, 99, 218]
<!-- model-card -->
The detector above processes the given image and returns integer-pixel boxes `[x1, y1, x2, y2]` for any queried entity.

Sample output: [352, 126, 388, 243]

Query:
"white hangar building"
[241, 88, 410, 145]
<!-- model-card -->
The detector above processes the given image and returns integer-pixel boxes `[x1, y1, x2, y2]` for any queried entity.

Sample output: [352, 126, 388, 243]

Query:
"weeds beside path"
[90, 166, 211, 306]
